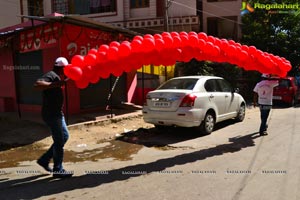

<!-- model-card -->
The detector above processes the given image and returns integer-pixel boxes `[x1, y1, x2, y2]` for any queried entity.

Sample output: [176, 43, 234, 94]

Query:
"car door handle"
[209, 95, 214, 98]
[225, 95, 229, 98]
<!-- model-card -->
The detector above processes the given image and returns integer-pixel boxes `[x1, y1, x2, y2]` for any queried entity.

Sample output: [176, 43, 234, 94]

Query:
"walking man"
[34, 57, 73, 178]
[253, 74, 279, 136]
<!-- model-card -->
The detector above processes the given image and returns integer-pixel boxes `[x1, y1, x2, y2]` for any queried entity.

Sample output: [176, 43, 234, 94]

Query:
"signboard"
[19, 23, 60, 53]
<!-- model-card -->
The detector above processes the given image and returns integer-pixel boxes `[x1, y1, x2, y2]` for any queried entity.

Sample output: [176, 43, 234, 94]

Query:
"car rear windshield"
[157, 78, 198, 90]
[278, 79, 291, 88]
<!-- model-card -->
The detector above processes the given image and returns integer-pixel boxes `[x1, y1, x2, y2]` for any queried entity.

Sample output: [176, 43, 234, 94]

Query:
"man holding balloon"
[34, 57, 73, 178]
[253, 74, 279, 136]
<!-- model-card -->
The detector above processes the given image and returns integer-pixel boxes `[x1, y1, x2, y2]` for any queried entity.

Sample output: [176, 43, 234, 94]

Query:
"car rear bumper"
[273, 94, 294, 104]
[142, 107, 205, 127]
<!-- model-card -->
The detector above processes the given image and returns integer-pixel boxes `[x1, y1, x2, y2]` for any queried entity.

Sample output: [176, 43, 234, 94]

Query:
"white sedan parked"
[143, 76, 246, 134]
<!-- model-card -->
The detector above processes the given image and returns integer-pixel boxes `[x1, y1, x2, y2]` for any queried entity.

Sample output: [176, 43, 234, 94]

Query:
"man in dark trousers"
[34, 57, 73, 178]
[253, 74, 279, 136]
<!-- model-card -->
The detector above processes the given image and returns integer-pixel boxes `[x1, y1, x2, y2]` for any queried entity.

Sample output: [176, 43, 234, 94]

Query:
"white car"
[143, 76, 246, 134]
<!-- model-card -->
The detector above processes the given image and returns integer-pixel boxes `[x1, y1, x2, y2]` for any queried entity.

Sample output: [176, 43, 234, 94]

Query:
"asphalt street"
[0, 106, 299, 200]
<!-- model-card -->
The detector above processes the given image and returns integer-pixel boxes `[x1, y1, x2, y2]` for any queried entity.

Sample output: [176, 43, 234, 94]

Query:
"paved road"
[0, 106, 299, 200]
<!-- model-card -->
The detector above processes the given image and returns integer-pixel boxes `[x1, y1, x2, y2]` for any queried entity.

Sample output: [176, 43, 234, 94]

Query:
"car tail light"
[179, 94, 197, 107]
[144, 95, 150, 106]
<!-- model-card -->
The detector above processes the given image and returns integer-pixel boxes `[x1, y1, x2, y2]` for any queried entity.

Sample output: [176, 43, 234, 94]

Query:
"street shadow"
[0, 132, 260, 199]
[0, 117, 49, 152]
[116, 119, 242, 148]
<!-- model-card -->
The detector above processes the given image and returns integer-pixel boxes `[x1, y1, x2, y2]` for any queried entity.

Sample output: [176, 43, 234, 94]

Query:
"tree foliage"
[241, 0, 300, 75]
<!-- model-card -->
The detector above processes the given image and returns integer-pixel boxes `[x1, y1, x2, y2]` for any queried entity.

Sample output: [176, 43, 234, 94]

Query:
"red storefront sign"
[19, 23, 60, 53]
[60, 24, 129, 59]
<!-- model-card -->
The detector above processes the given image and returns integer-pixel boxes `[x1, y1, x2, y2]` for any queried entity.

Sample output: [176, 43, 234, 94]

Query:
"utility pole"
[164, 0, 170, 32]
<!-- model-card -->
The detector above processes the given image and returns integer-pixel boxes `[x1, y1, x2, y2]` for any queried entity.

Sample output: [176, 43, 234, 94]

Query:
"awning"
[0, 13, 140, 38]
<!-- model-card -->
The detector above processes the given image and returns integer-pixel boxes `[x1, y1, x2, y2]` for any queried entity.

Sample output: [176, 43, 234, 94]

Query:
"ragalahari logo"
[241, 1, 254, 15]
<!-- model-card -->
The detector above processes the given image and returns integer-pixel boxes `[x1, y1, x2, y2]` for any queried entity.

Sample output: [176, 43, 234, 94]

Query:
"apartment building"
[201, 0, 242, 41]
[1, 0, 242, 39]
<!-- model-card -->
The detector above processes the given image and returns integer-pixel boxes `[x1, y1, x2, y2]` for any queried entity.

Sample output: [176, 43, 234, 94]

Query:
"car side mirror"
[234, 88, 240, 93]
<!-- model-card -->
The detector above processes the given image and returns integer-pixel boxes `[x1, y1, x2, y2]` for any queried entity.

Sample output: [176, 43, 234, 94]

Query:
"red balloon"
[172, 36, 182, 48]
[154, 34, 163, 40]
[89, 74, 100, 84]
[188, 31, 197, 36]
[144, 34, 154, 40]
[161, 32, 171, 37]
[82, 65, 94, 79]
[180, 35, 189, 47]
[179, 31, 188, 37]
[63, 64, 73, 77]
[110, 41, 120, 48]
[111, 66, 123, 77]
[133, 35, 143, 41]
[171, 32, 179, 38]
[155, 38, 165, 52]
[96, 51, 107, 64]
[98, 44, 109, 52]
[119, 43, 131, 57]
[84, 54, 97, 66]
[163, 36, 173, 49]
[88, 48, 98, 55]
[98, 67, 110, 79]
[198, 32, 208, 41]
[71, 55, 85, 68]
[188, 35, 199, 48]
[75, 78, 89, 89]
[207, 36, 216, 44]
[204, 42, 214, 54]
[107, 46, 119, 61]
[198, 39, 207, 50]
[211, 46, 220, 57]
[131, 39, 142, 53]
[239, 50, 249, 62]
[142, 38, 155, 52]
[67, 66, 83, 81]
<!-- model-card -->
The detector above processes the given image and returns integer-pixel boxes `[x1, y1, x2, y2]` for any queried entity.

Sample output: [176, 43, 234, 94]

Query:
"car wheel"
[235, 104, 245, 122]
[200, 112, 215, 135]
[155, 125, 167, 130]
[289, 96, 295, 107]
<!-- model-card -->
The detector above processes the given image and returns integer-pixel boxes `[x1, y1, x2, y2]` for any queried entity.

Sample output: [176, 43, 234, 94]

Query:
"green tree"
[241, 0, 300, 75]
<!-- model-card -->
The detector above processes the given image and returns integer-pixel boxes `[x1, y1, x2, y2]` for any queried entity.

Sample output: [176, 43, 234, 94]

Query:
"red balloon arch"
[64, 31, 292, 89]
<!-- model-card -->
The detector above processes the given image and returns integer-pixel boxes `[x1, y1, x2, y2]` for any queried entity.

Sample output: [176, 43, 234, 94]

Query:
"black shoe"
[260, 131, 268, 136]
[37, 159, 52, 172]
[53, 169, 73, 178]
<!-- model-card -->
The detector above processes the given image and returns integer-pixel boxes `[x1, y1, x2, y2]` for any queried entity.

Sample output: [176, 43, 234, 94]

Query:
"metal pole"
[64, 81, 69, 125]
[142, 65, 145, 105]
[164, 0, 169, 32]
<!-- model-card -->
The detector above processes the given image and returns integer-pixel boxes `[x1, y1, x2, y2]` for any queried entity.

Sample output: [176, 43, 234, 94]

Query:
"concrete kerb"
[67, 110, 143, 131]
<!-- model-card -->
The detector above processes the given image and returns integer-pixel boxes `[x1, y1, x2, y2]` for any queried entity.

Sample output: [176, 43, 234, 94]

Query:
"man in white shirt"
[253, 74, 279, 136]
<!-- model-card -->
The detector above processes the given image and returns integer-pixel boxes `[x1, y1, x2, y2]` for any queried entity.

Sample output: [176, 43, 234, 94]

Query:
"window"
[28, 0, 44, 16]
[130, 0, 149, 8]
[207, 0, 237, 2]
[52, 0, 68, 14]
[158, 79, 198, 90]
[89, 0, 116, 14]
[216, 79, 232, 92]
[207, 16, 238, 40]
[55, 0, 116, 15]
[205, 79, 219, 92]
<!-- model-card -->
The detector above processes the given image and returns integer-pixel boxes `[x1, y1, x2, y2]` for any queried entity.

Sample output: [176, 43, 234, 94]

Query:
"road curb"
[67, 111, 143, 130]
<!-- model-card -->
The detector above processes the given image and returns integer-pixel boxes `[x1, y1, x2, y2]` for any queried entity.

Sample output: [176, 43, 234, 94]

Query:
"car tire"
[199, 112, 215, 135]
[290, 96, 296, 107]
[235, 104, 246, 122]
[155, 125, 167, 130]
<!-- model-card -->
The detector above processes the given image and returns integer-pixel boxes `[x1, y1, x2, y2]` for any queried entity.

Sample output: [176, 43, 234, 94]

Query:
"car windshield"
[157, 78, 198, 90]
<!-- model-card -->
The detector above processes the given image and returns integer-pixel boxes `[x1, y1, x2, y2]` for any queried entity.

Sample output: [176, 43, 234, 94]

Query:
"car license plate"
[154, 102, 170, 107]
[273, 96, 282, 100]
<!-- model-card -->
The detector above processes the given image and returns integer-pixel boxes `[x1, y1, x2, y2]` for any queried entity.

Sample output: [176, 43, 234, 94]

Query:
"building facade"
[0, 0, 244, 115]
[201, 0, 242, 41]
